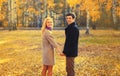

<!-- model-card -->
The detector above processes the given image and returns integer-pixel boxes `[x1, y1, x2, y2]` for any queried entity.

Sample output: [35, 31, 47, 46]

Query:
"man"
[61, 13, 79, 76]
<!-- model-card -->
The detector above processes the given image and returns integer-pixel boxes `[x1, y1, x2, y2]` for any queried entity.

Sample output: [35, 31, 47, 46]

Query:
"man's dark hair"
[66, 13, 76, 19]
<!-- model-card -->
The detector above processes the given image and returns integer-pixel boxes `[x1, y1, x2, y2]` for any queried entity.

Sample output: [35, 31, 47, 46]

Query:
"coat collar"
[65, 22, 76, 29]
[68, 22, 75, 26]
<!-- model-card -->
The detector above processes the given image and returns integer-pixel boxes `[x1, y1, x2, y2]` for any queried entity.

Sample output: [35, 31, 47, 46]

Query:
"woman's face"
[46, 19, 53, 28]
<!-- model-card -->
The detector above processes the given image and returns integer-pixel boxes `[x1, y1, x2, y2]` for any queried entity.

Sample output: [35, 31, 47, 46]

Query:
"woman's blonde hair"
[41, 17, 53, 34]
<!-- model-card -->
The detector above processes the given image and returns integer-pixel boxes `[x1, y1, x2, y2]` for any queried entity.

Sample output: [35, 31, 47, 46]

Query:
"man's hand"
[60, 53, 65, 56]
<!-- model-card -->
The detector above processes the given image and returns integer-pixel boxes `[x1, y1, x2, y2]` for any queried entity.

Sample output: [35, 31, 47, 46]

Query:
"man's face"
[66, 16, 75, 25]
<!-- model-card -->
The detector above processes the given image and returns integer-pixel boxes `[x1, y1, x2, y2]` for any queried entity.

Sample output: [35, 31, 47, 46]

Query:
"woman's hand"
[60, 53, 65, 56]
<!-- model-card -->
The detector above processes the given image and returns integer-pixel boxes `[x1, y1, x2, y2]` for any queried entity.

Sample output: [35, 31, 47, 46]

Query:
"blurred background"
[0, 0, 120, 31]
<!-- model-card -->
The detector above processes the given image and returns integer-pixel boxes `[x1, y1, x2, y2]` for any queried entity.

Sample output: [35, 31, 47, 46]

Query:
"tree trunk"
[11, 0, 17, 30]
[112, 0, 117, 29]
[44, 0, 47, 18]
[8, 0, 12, 31]
[85, 10, 90, 34]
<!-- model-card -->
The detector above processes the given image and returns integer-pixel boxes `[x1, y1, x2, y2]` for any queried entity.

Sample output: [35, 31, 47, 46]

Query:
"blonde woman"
[41, 17, 61, 76]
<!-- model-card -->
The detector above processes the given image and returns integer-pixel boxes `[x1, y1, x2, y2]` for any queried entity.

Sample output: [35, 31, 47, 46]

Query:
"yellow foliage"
[0, 0, 7, 7]
[59, 3, 63, 7]
[47, 0, 55, 9]
[0, 0, 7, 3]
[17, 24, 22, 27]
[105, 0, 112, 11]
[81, 0, 99, 11]
[116, 7, 120, 16]
[0, 14, 4, 20]
[3, 20, 8, 27]
[67, 0, 79, 8]
[99, 0, 107, 4]
[90, 11, 100, 22]
[27, 7, 35, 13]
[80, 0, 100, 21]
[17, 9, 23, 17]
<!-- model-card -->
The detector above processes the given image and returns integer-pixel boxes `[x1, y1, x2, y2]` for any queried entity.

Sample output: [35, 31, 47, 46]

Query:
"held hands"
[60, 53, 65, 56]
[56, 47, 65, 56]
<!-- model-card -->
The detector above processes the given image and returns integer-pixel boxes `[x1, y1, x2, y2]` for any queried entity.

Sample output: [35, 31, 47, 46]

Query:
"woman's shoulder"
[44, 29, 52, 35]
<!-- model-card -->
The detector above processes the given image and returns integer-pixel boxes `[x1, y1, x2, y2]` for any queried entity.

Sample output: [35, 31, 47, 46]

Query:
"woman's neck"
[46, 26, 52, 31]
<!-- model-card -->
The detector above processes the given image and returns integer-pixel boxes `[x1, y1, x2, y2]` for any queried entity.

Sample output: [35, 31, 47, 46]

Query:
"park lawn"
[0, 30, 120, 76]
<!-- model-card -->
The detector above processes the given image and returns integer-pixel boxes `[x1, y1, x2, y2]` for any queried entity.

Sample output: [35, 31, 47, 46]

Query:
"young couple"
[41, 13, 79, 76]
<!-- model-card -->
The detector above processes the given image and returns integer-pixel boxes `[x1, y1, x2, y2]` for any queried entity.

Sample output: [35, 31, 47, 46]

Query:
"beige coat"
[42, 29, 58, 65]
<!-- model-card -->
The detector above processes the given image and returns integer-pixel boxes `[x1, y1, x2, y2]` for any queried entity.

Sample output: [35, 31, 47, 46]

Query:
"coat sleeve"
[45, 31, 58, 48]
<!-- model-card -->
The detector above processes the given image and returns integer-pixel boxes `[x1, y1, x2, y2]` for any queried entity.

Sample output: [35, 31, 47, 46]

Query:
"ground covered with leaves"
[0, 30, 120, 76]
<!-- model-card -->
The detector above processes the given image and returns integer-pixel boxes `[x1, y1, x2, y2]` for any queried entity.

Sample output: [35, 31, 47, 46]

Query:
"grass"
[0, 30, 120, 76]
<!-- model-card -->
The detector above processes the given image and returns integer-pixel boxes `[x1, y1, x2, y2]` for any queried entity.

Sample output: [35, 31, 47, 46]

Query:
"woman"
[41, 17, 61, 76]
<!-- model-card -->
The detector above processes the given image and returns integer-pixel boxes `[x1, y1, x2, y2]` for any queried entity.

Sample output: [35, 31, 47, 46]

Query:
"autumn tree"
[0, 0, 7, 27]
[106, 0, 120, 29]
[75, 0, 100, 34]
[97, 0, 120, 29]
